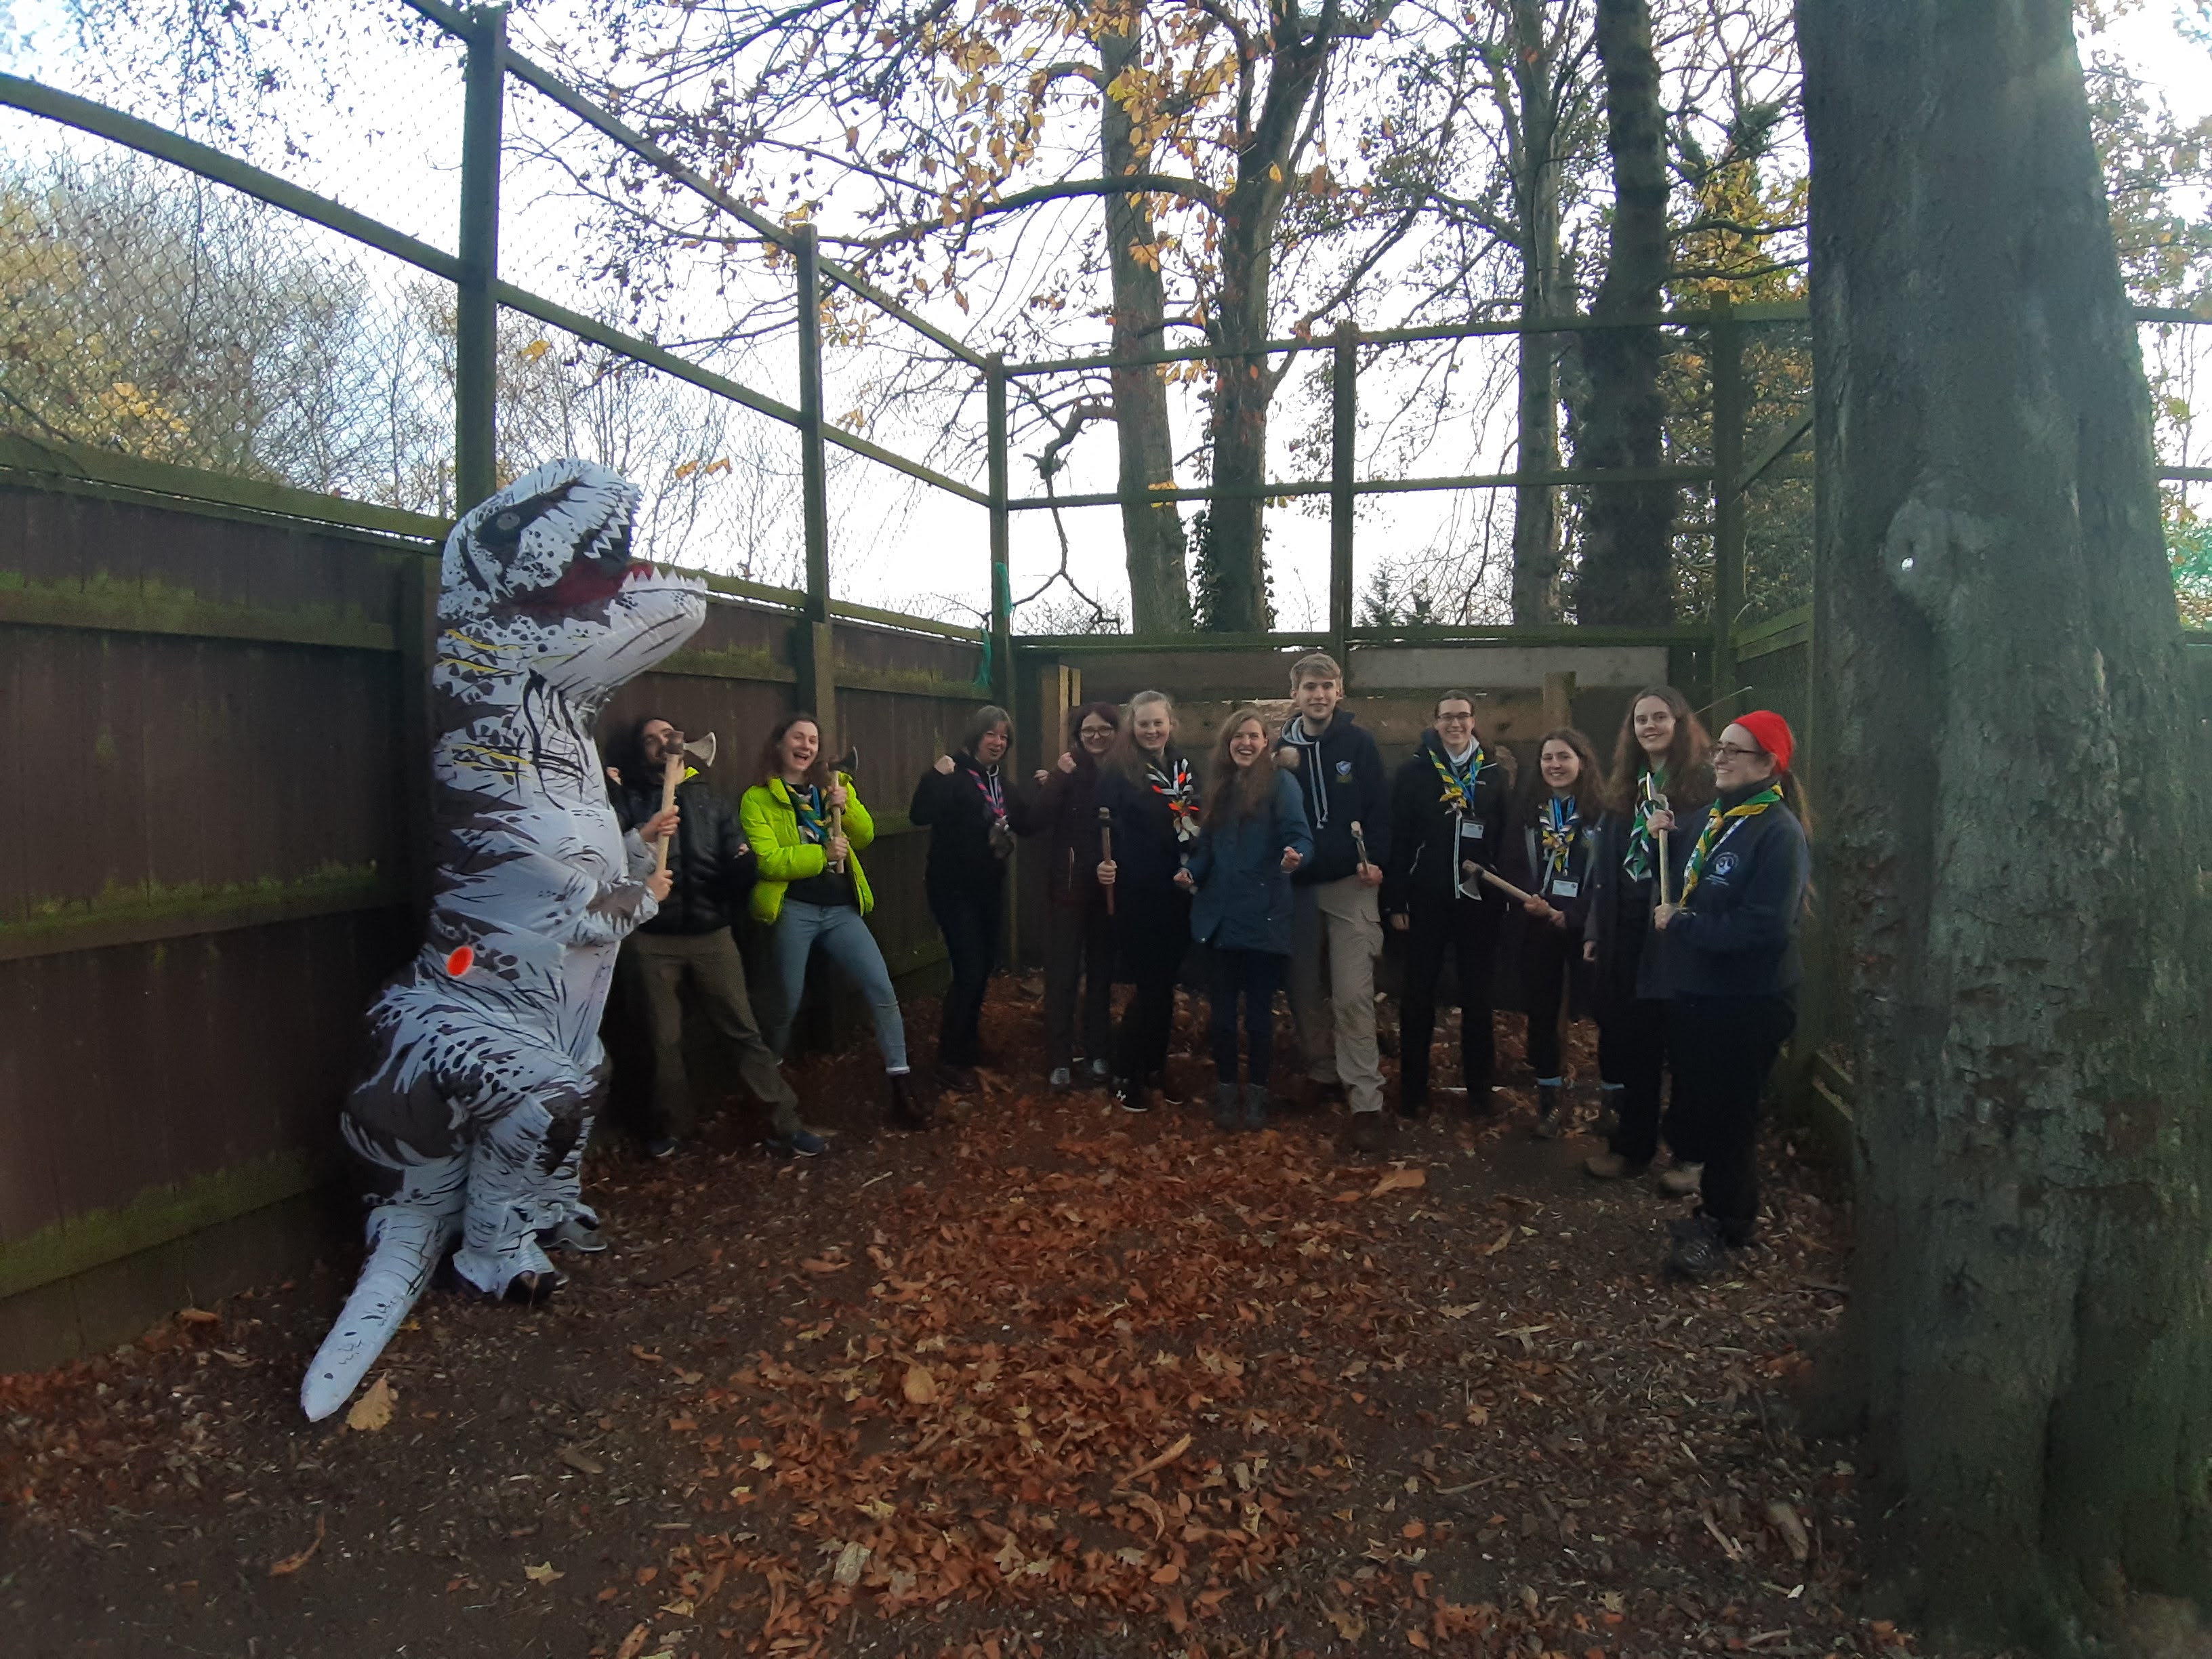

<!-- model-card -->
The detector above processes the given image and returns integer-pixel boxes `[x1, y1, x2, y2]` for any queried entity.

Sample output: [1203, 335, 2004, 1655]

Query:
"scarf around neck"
[1679, 783, 1783, 902]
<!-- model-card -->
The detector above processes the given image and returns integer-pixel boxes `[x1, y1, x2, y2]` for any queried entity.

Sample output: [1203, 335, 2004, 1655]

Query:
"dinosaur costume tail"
[299, 1206, 455, 1422]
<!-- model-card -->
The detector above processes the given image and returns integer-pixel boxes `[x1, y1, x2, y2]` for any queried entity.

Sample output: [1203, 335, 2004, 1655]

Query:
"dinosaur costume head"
[436, 458, 705, 719]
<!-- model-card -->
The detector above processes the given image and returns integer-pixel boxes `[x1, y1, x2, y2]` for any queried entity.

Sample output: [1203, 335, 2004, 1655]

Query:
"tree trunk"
[1099, 16, 1193, 634]
[1509, 0, 1567, 625]
[1801, 0, 2212, 1645]
[1571, 0, 1674, 626]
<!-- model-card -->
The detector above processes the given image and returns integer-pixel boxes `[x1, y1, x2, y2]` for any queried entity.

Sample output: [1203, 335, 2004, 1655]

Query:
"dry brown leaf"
[1765, 1499, 1811, 1561]
[1326, 1606, 1367, 1641]
[268, 1514, 325, 1577]
[1481, 1224, 1515, 1256]
[345, 1376, 396, 1433]
[177, 1308, 220, 1326]
[523, 1561, 563, 1585]
[1370, 1167, 1427, 1197]
[1149, 1562, 1181, 1585]
[614, 1622, 652, 1659]
[833, 1541, 871, 1587]
[902, 1365, 938, 1404]
[558, 1444, 604, 1476]
[800, 1257, 846, 1275]
[1126, 1432, 1193, 1481]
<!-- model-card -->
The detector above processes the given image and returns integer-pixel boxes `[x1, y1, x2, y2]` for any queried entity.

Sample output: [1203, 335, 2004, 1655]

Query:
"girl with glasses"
[1648, 711, 1811, 1278]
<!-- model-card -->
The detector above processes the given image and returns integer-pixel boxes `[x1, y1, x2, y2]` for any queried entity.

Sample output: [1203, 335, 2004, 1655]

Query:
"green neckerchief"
[1428, 739, 1484, 812]
[1679, 785, 1784, 902]
[787, 780, 830, 844]
[1623, 765, 1668, 881]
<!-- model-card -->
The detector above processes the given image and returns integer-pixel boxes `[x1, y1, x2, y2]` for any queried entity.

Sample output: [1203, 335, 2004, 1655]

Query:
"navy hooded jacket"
[1185, 772, 1314, 956]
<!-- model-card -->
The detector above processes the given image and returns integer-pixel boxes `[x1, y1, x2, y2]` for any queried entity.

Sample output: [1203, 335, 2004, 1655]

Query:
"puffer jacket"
[1185, 773, 1314, 956]
[739, 773, 876, 923]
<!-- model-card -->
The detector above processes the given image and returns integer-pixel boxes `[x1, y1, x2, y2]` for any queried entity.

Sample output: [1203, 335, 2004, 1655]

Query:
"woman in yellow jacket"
[739, 712, 930, 1130]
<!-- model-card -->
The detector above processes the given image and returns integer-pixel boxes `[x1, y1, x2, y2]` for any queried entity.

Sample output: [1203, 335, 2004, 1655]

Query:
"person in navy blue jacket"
[1178, 708, 1314, 1132]
[1650, 709, 1811, 1279]
[1512, 727, 1605, 1139]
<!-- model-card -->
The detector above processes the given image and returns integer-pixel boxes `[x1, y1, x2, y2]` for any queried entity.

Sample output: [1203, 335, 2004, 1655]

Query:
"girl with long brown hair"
[1513, 726, 1605, 1139]
[1021, 699, 1123, 1089]
[1094, 691, 1198, 1113]
[1175, 708, 1313, 1131]
[1581, 687, 1713, 1183]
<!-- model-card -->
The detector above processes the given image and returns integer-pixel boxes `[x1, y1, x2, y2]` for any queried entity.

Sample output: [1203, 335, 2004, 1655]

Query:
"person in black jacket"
[1021, 699, 1122, 1090]
[1513, 727, 1604, 1139]
[1650, 710, 1810, 1279]
[1095, 689, 1198, 1114]
[1384, 690, 1515, 1125]
[608, 716, 811, 1160]
[911, 704, 1033, 1092]
[1580, 687, 1715, 1185]
[1275, 653, 1394, 1151]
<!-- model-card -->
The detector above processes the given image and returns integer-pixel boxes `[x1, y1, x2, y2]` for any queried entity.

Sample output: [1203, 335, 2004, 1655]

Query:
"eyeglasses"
[1712, 741, 1765, 760]
[1435, 710, 1475, 723]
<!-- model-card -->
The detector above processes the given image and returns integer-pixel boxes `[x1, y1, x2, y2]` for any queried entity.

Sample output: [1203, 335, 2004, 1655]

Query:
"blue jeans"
[768, 901, 909, 1071]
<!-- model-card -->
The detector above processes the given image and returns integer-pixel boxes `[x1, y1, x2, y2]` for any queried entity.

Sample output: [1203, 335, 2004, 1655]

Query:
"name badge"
[1458, 820, 1485, 842]
[1549, 879, 1580, 899]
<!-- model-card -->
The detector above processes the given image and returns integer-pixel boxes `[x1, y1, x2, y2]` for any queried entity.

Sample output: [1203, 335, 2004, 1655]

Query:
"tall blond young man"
[1273, 653, 1394, 1152]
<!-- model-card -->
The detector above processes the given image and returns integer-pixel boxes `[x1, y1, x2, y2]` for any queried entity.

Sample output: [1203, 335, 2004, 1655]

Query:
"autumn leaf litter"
[0, 981, 1904, 1659]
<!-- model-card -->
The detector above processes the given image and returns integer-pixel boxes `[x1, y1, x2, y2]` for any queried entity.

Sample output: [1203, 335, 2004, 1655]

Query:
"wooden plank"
[0, 869, 401, 964]
[0, 572, 400, 652]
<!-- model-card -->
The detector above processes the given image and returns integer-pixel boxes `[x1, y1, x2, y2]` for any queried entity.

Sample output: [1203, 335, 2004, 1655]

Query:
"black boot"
[1532, 1081, 1564, 1139]
[888, 1069, 932, 1130]
[1213, 1082, 1241, 1132]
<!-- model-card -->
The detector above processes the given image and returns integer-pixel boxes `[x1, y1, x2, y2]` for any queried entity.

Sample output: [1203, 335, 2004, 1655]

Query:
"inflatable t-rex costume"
[301, 459, 705, 1422]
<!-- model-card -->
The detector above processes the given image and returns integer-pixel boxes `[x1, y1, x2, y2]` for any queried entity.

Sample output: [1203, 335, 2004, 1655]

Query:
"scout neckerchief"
[1540, 795, 1580, 887]
[1623, 766, 1668, 881]
[1279, 714, 1330, 829]
[970, 759, 1015, 858]
[1146, 752, 1201, 844]
[789, 780, 830, 845]
[1678, 784, 1783, 903]
[1428, 737, 1484, 813]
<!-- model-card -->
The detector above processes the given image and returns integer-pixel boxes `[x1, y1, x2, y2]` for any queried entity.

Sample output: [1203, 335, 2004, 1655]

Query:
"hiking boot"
[1213, 1083, 1242, 1132]
[1664, 1215, 1732, 1281]
[1048, 1066, 1073, 1090]
[1347, 1112, 1389, 1155]
[766, 1128, 828, 1159]
[1584, 1151, 1649, 1180]
[1657, 1161, 1705, 1197]
[1532, 1082, 1565, 1140]
[888, 1070, 933, 1130]
[1244, 1082, 1271, 1132]
[539, 1216, 608, 1254]
[642, 1136, 681, 1161]
[1115, 1077, 1155, 1114]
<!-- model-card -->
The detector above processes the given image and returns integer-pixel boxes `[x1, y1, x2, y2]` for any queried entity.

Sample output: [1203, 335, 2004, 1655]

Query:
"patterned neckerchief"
[1679, 785, 1784, 902]
[1146, 754, 1201, 843]
[1540, 796, 1580, 885]
[969, 762, 1006, 827]
[1623, 766, 1669, 881]
[1428, 739, 1484, 811]
[788, 780, 830, 844]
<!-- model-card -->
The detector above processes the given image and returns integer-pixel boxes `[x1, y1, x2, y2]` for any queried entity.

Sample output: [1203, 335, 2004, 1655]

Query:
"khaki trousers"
[628, 928, 799, 1139]
[1288, 876, 1385, 1114]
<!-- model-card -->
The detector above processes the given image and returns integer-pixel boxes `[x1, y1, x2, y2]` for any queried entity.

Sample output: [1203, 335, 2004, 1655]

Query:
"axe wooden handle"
[829, 801, 846, 873]
[1464, 861, 1537, 905]
[1098, 806, 1114, 916]
[653, 749, 682, 876]
[1656, 827, 1674, 907]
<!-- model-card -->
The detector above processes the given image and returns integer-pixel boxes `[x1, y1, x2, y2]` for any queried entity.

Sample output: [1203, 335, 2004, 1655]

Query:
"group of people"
[602, 651, 1809, 1280]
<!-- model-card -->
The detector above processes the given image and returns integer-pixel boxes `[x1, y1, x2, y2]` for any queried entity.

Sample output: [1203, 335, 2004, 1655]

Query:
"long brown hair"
[757, 711, 834, 790]
[1603, 686, 1715, 815]
[1106, 689, 1177, 781]
[1517, 726, 1605, 825]
[1203, 707, 1279, 828]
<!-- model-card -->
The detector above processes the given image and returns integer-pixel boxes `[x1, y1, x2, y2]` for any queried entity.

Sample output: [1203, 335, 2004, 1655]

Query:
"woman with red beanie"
[1649, 709, 1811, 1279]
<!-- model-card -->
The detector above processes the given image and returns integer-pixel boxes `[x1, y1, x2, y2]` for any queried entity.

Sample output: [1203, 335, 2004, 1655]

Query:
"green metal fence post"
[455, 4, 506, 510]
[794, 223, 836, 733]
[1329, 322, 1358, 667]
[987, 354, 1012, 706]
[1709, 300, 1745, 720]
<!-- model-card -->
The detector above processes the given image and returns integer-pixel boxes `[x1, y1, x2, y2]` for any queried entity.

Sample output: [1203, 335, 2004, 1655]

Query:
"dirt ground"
[0, 975, 1903, 1659]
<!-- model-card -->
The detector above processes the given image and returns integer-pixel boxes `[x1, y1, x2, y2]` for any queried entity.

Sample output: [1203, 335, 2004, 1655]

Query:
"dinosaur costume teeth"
[301, 459, 705, 1422]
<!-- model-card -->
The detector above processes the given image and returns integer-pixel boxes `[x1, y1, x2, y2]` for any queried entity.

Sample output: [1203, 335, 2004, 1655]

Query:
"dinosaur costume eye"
[495, 512, 521, 531]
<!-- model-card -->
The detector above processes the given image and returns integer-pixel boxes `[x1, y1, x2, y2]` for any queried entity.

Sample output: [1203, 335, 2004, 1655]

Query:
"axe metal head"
[681, 732, 718, 768]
